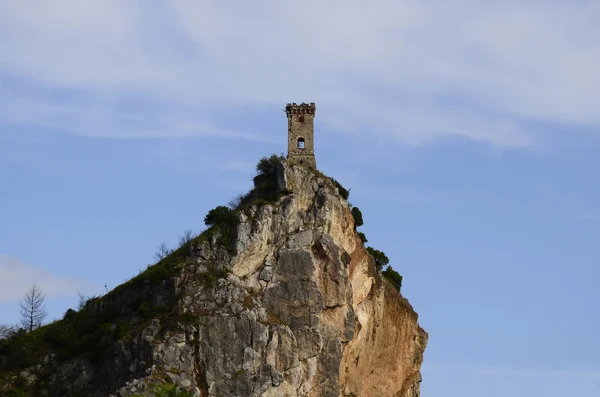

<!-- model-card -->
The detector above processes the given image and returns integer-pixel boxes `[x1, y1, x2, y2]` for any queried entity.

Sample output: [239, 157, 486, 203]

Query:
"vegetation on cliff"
[0, 153, 407, 396]
[327, 176, 403, 292]
[0, 155, 288, 396]
[356, 219, 403, 292]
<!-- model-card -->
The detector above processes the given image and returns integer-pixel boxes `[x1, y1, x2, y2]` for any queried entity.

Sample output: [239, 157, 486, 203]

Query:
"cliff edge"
[0, 158, 427, 397]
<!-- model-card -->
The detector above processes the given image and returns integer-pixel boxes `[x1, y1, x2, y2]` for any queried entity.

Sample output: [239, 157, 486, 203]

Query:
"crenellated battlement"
[286, 102, 316, 116]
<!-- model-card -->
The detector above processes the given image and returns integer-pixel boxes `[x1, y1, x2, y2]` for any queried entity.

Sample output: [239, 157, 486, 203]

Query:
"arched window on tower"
[297, 137, 305, 149]
[299, 116, 305, 123]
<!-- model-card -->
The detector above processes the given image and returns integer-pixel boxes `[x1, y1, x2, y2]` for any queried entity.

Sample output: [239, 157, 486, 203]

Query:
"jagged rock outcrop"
[0, 162, 427, 397]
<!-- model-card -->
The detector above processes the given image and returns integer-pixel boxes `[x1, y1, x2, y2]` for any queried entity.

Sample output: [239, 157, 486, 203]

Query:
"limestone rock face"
[7, 163, 427, 397]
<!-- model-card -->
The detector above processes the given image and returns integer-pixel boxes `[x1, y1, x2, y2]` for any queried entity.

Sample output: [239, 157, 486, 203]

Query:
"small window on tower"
[298, 137, 305, 149]
[299, 116, 305, 122]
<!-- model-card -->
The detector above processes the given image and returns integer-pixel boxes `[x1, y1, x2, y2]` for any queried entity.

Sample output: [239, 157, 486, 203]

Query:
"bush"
[139, 302, 150, 316]
[202, 206, 239, 251]
[228, 192, 252, 210]
[5, 389, 26, 397]
[224, 155, 287, 213]
[197, 266, 230, 289]
[351, 207, 364, 228]
[0, 301, 133, 373]
[330, 178, 350, 200]
[357, 232, 368, 243]
[256, 154, 283, 176]
[253, 155, 284, 203]
[366, 247, 389, 271]
[383, 266, 403, 291]
[131, 383, 195, 397]
[153, 383, 195, 397]
[204, 206, 236, 227]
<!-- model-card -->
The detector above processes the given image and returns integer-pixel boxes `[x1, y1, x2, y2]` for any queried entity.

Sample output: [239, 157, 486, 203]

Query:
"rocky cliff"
[0, 159, 427, 397]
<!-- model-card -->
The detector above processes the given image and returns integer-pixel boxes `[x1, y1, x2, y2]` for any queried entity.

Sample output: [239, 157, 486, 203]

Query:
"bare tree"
[77, 292, 87, 310]
[228, 192, 249, 210]
[0, 324, 15, 339]
[178, 229, 193, 246]
[154, 242, 170, 262]
[20, 284, 47, 332]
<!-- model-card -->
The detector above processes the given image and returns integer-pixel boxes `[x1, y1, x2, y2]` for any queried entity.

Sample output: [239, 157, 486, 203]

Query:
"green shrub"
[225, 155, 287, 214]
[5, 388, 26, 397]
[197, 266, 230, 288]
[0, 310, 110, 371]
[330, 178, 350, 200]
[250, 198, 271, 208]
[357, 232, 368, 243]
[139, 301, 150, 316]
[131, 383, 195, 397]
[115, 323, 130, 339]
[154, 383, 195, 397]
[256, 154, 283, 176]
[366, 247, 389, 271]
[204, 206, 236, 227]
[351, 207, 364, 228]
[63, 308, 77, 321]
[253, 155, 284, 203]
[383, 266, 403, 291]
[228, 192, 252, 210]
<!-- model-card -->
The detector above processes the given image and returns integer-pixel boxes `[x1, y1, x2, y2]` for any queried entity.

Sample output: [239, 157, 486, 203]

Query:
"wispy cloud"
[0, 1, 599, 146]
[0, 255, 89, 303]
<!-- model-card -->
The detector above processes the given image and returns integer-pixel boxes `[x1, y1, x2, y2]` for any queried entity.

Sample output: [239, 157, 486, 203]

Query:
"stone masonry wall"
[287, 102, 317, 168]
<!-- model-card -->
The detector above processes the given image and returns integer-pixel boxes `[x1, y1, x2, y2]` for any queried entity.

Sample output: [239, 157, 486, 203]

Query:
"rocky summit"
[0, 157, 427, 397]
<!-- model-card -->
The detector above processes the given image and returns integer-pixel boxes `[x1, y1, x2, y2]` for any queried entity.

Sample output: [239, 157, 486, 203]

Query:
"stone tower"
[286, 102, 316, 168]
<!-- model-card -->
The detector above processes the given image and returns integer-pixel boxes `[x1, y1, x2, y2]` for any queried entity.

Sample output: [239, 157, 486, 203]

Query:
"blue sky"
[1, 1, 600, 395]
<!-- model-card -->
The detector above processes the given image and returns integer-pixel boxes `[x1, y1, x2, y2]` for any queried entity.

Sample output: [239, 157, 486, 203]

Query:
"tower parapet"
[286, 102, 317, 168]
[285, 102, 316, 116]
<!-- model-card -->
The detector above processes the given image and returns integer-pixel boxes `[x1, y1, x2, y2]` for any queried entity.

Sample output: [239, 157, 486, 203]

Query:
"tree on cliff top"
[0, 324, 16, 340]
[351, 207, 364, 228]
[330, 178, 350, 200]
[20, 284, 47, 332]
[253, 155, 284, 203]
[383, 266, 403, 291]
[366, 247, 389, 271]
[204, 205, 236, 227]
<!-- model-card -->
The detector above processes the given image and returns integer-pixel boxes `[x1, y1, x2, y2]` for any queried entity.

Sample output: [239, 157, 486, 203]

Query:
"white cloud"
[0, 1, 599, 146]
[0, 255, 87, 303]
